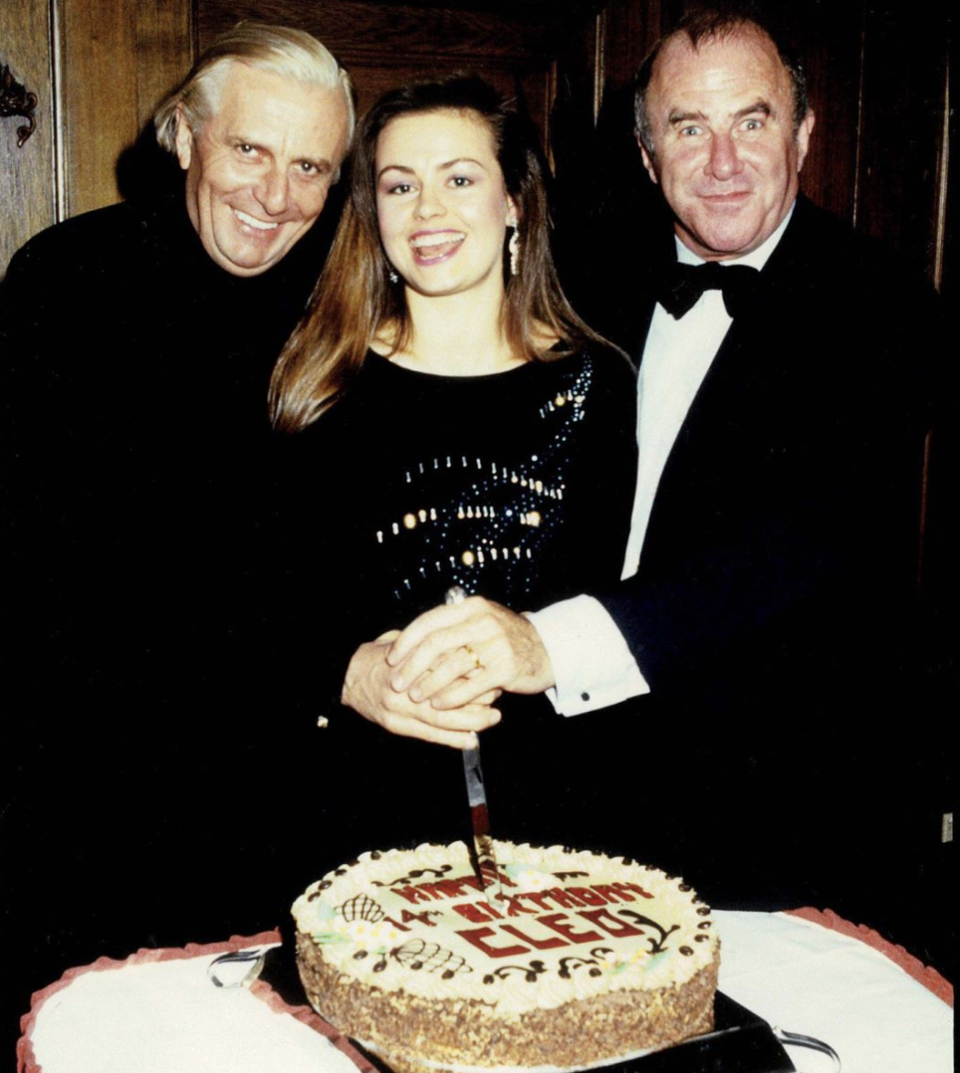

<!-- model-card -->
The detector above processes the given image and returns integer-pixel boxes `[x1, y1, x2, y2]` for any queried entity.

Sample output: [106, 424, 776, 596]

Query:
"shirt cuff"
[526, 594, 649, 716]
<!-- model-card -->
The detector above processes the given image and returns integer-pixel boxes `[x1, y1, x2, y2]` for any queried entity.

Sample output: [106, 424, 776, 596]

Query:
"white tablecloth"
[715, 911, 953, 1073]
[20, 913, 953, 1073]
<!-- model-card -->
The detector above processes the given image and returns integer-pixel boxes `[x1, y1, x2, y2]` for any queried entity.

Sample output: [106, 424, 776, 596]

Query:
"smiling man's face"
[175, 62, 350, 277]
[639, 27, 814, 261]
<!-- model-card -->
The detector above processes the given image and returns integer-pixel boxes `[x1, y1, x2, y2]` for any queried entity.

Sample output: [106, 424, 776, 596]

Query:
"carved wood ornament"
[1, 63, 38, 147]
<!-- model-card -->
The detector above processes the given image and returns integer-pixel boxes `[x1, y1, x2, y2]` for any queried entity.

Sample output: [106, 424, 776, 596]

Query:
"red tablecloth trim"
[785, 908, 953, 1008]
[17, 931, 376, 1073]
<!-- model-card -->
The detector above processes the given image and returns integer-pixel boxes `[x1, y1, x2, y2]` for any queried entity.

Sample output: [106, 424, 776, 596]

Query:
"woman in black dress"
[271, 76, 636, 856]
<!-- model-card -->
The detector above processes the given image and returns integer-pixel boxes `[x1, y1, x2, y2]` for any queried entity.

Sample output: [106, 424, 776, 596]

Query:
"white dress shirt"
[527, 208, 794, 715]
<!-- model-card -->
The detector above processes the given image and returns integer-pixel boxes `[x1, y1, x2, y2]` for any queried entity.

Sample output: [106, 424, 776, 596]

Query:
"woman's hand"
[342, 631, 502, 749]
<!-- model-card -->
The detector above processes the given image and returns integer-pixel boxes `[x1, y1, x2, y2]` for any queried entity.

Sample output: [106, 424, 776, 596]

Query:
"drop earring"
[388, 268, 399, 284]
[507, 217, 520, 277]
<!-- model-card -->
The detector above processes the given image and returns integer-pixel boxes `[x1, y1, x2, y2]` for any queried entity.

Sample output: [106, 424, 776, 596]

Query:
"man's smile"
[234, 209, 280, 231]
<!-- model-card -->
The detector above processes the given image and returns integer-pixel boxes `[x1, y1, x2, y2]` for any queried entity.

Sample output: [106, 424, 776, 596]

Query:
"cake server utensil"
[444, 585, 504, 903]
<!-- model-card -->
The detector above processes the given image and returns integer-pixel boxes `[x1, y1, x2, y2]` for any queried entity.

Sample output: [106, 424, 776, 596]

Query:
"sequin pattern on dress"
[371, 357, 596, 606]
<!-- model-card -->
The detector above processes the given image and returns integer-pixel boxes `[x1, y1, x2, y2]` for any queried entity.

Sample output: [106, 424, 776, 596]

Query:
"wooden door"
[1, 0, 55, 273]
[1, 0, 191, 276]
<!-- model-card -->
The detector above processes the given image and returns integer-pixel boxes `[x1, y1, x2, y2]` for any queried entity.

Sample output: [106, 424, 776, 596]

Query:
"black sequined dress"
[280, 344, 637, 864]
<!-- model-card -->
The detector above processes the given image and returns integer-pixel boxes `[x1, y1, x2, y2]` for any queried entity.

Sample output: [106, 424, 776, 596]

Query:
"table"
[717, 911, 952, 1072]
[17, 912, 953, 1073]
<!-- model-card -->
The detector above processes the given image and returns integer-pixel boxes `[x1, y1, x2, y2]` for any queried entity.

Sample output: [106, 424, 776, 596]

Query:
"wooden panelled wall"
[1, 0, 952, 290]
[553, 0, 951, 288]
[0, 0, 192, 270]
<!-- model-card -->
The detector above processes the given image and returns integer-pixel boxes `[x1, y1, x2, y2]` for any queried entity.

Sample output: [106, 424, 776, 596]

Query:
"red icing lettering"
[381, 915, 413, 932]
[545, 887, 586, 909]
[620, 882, 654, 900]
[453, 902, 494, 924]
[566, 887, 608, 906]
[432, 879, 472, 898]
[398, 870, 516, 906]
[392, 886, 433, 905]
[501, 923, 568, 951]
[481, 899, 504, 919]
[578, 908, 645, 938]
[608, 883, 636, 902]
[500, 896, 538, 917]
[536, 913, 604, 944]
[592, 884, 628, 902]
[399, 910, 436, 928]
[517, 891, 554, 911]
[456, 927, 529, 959]
[416, 883, 453, 901]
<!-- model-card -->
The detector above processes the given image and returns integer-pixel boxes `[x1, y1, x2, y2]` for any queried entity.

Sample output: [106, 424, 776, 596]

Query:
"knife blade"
[444, 585, 504, 903]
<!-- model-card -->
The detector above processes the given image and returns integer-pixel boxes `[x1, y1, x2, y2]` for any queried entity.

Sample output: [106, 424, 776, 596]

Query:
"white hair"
[154, 22, 355, 159]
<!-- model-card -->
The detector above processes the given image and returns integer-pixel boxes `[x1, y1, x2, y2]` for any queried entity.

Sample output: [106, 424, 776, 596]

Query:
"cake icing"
[294, 841, 718, 1071]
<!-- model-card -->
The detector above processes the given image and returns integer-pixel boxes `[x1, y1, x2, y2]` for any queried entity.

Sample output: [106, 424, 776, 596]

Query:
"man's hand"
[387, 597, 555, 708]
[342, 631, 502, 749]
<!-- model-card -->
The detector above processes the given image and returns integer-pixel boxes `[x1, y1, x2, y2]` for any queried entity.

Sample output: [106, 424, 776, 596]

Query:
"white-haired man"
[2, 22, 353, 698]
[153, 22, 353, 277]
[0, 25, 352, 1043]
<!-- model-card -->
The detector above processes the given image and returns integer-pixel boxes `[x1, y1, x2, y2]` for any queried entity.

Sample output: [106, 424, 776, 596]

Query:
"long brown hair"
[270, 75, 603, 433]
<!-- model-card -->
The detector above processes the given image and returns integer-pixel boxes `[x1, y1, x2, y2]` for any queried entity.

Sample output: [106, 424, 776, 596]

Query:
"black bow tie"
[658, 262, 760, 320]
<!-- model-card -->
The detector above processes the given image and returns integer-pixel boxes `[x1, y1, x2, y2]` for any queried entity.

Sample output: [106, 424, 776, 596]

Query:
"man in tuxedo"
[341, 10, 944, 945]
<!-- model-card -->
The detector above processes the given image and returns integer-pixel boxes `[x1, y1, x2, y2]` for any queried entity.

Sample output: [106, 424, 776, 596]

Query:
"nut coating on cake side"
[293, 841, 719, 1071]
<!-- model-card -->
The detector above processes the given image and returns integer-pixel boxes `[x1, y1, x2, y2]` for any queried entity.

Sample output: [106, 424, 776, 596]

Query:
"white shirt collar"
[675, 200, 796, 270]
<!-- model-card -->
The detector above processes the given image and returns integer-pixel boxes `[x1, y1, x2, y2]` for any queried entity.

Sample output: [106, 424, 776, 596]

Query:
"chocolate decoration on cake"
[373, 864, 454, 887]
[483, 960, 548, 985]
[558, 955, 604, 979]
[393, 939, 472, 976]
[618, 911, 681, 954]
[339, 894, 385, 923]
[294, 841, 719, 1072]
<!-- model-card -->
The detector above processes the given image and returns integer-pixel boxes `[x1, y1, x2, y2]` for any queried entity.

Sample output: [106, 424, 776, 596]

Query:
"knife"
[444, 585, 504, 903]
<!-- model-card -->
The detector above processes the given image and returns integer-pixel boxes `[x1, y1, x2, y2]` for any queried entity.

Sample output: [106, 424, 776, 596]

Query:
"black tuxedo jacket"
[577, 198, 948, 923]
[597, 197, 938, 720]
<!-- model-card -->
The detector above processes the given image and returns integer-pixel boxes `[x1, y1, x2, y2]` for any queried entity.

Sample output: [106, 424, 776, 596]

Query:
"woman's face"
[375, 109, 516, 300]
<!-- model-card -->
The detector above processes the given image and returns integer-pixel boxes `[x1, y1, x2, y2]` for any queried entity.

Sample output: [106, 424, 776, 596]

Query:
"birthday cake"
[293, 841, 719, 1072]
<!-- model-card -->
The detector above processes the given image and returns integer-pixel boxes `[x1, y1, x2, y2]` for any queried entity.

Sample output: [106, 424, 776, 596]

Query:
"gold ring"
[463, 644, 482, 671]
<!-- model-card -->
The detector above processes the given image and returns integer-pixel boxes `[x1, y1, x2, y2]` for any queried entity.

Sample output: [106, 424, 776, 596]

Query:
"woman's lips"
[410, 230, 465, 264]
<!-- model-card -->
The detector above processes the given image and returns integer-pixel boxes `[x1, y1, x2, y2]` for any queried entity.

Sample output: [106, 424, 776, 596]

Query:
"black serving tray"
[600, 992, 795, 1073]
